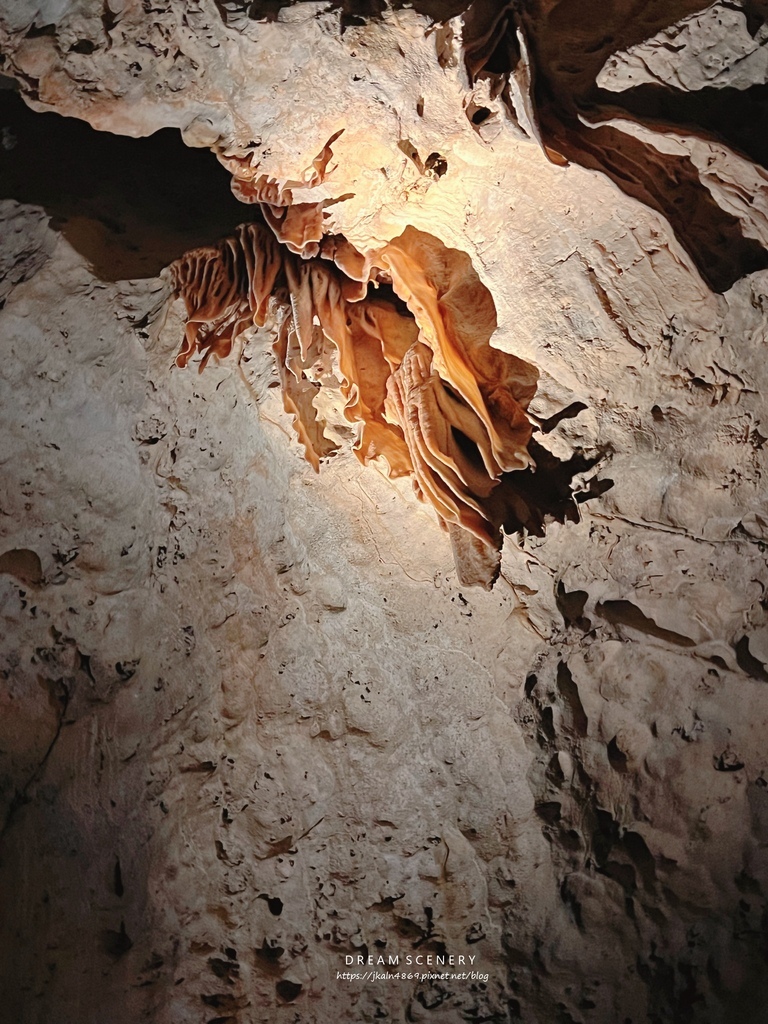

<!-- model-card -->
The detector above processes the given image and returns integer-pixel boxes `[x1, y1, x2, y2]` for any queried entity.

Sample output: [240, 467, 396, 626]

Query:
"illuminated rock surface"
[1, 1, 768, 1021]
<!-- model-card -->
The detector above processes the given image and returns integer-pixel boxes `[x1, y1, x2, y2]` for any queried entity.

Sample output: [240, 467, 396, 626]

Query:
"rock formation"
[172, 215, 539, 586]
[1, 2, 768, 1023]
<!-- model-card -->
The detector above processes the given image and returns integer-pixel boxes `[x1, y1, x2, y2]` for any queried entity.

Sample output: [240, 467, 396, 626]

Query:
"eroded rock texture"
[1, 1, 768, 1023]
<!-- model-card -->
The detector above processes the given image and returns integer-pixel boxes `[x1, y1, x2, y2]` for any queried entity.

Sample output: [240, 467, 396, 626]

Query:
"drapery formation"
[171, 218, 538, 588]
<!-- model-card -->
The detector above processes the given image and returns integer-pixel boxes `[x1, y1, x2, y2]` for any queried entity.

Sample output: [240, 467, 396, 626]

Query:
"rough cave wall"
[1, 2, 768, 1023]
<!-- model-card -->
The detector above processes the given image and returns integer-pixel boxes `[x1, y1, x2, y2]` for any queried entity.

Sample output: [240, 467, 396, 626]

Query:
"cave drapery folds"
[171, 211, 539, 589]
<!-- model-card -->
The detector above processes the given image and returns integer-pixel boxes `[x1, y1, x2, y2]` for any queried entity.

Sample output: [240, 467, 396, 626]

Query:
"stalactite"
[171, 216, 539, 588]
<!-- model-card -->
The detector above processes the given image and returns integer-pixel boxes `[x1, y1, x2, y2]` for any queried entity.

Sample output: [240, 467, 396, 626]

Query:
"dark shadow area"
[595, 82, 768, 172]
[556, 581, 590, 630]
[595, 598, 697, 647]
[491, 437, 607, 538]
[215, 0, 469, 27]
[527, 0, 716, 100]
[0, 90, 256, 280]
[463, 0, 520, 81]
[734, 634, 768, 682]
[541, 118, 768, 293]
[460, 0, 768, 292]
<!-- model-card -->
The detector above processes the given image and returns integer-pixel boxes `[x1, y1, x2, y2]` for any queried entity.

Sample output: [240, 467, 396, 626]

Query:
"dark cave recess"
[0, 86, 258, 280]
[461, 0, 768, 293]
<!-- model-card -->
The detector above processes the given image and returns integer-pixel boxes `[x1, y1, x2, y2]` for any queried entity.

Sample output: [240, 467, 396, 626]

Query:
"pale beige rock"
[598, 3, 768, 93]
[1, 1, 768, 1022]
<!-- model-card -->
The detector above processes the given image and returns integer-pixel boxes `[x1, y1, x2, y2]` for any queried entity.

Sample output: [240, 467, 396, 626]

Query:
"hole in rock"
[535, 801, 562, 824]
[424, 151, 448, 177]
[208, 957, 239, 981]
[592, 808, 620, 868]
[69, 39, 97, 54]
[0, 547, 43, 585]
[258, 894, 284, 916]
[539, 706, 556, 745]
[101, 921, 133, 959]
[255, 939, 285, 963]
[607, 736, 628, 773]
[471, 106, 492, 125]
[555, 660, 588, 738]
[0, 91, 256, 279]
[546, 754, 565, 785]
[113, 858, 124, 897]
[275, 979, 303, 1002]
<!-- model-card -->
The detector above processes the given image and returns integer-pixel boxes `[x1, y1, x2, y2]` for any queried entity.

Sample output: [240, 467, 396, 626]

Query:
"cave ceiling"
[1, 1, 768, 1023]
[4, 0, 768, 578]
